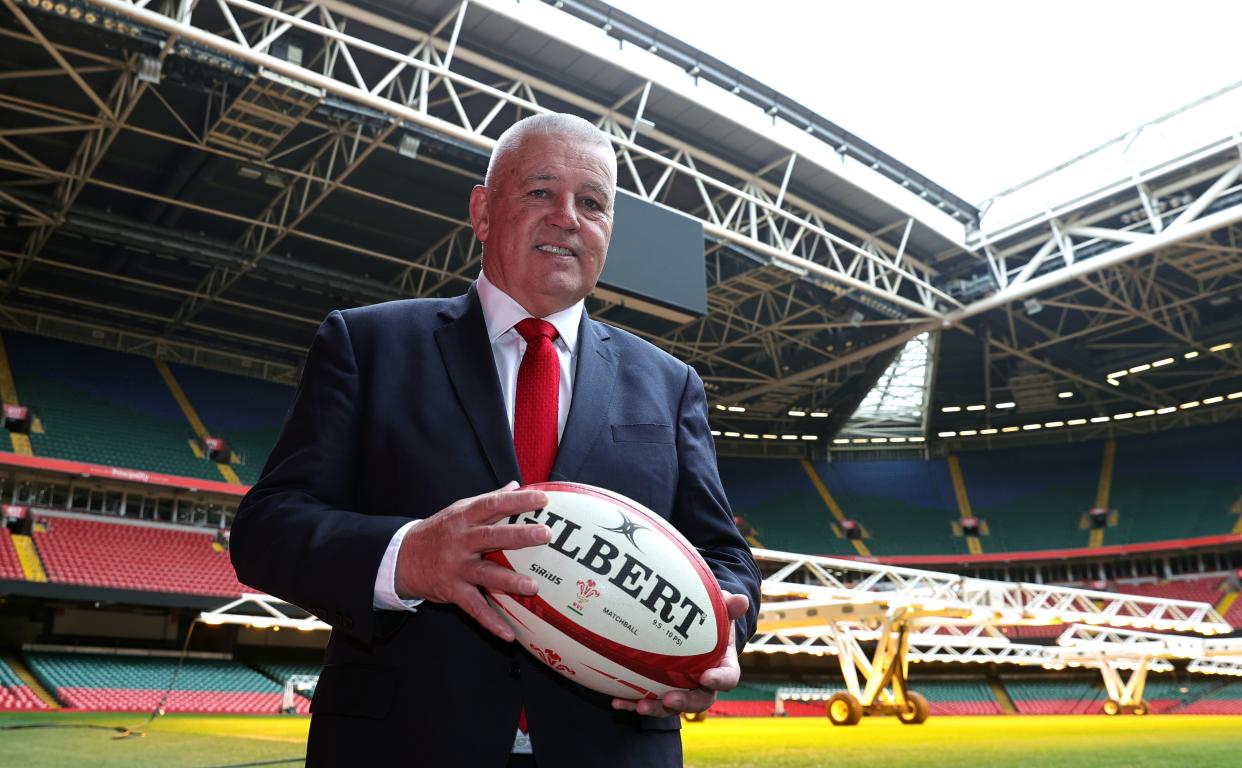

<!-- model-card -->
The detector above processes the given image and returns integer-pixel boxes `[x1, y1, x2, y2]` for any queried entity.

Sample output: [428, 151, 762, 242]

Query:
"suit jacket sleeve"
[230, 310, 410, 642]
[671, 364, 762, 650]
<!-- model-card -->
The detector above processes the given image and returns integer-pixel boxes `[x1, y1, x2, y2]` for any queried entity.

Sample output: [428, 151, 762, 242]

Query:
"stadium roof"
[1, 0, 1239, 454]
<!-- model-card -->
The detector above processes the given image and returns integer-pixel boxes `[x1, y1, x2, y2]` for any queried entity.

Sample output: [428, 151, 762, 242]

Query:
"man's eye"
[581, 198, 600, 210]
[528, 189, 548, 198]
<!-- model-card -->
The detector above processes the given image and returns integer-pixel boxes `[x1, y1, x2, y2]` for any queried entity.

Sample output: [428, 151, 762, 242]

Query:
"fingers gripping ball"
[484, 482, 728, 700]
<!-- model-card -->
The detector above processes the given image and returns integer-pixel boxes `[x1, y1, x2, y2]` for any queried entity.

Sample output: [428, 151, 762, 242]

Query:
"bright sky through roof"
[606, 0, 1242, 206]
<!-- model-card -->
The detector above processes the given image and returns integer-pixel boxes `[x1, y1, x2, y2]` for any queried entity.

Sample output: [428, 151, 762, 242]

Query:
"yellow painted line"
[0, 332, 34, 456]
[800, 459, 870, 557]
[1091, 441, 1116, 548]
[989, 677, 1017, 715]
[188, 438, 205, 459]
[1233, 511, 1242, 534]
[1, 653, 59, 709]
[156, 359, 209, 438]
[1216, 591, 1238, 618]
[0, 332, 20, 403]
[947, 455, 984, 554]
[1095, 441, 1116, 508]
[11, 534, 47, 582]
[8, 433, 33, 455]
[155, 359, 242, 485]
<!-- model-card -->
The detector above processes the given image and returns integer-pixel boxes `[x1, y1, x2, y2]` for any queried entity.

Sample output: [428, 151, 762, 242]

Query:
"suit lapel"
[552, 313, 617, 481]
[434, 286, 520, 486]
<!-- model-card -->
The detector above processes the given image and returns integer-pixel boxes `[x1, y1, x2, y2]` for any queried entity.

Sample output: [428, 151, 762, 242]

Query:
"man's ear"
[468, 185, 489, 242]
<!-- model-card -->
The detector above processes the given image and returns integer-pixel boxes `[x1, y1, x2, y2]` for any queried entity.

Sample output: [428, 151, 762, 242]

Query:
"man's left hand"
[611, 591, 750, 718]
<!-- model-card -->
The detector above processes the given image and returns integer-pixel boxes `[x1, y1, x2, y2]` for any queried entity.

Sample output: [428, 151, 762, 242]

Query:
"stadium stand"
[32, 514, 245, 597]
[716, 458, 855, 555]
[811, 458, 964, 555]
[250, 660, 320, 702]
[1003, 677, 1106, 714]
[2, 331, 222, 481]
[0, 656, 46, 710]
[1178, 679, 1242, 714]
[167, 363, 292, 485]
[24, 651, 305, 714]
[955, 441, 1102, 552]
[1109, 422, 1242, 544]
[717, 424, 1241, 557]
[905, 678, 1001, 715]
[0, 527, 25, 580]
[1112, 576, 1225, 605]
[1224, 593, 1242, 628]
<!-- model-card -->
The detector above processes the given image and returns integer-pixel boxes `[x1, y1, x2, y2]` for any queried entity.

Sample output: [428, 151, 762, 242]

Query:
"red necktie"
[513, 318, 560, 485]
[512, 318, 559, 736]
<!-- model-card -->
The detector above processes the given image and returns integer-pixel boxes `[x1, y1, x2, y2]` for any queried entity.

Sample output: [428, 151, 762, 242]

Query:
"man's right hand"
[394, 481, 550, 641]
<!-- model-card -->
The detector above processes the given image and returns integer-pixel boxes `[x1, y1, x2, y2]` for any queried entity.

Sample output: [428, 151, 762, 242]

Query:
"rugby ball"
[484, 482, 728, 700]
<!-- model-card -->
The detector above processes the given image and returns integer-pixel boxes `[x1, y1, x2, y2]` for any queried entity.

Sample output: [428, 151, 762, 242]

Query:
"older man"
[232, 113, 761, 768]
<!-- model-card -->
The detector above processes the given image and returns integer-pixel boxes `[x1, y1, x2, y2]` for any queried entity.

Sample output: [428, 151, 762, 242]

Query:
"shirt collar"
[476, 271, 583, 352]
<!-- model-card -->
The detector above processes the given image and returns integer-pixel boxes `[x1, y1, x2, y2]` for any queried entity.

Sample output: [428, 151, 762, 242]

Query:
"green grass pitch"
[2, 712, 1240, 767]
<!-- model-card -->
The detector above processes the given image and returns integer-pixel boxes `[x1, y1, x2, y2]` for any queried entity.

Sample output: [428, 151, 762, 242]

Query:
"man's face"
[470, 132, 616, 317]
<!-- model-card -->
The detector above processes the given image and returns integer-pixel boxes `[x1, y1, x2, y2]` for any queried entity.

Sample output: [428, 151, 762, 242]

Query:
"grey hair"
[485, 113, 617, 189]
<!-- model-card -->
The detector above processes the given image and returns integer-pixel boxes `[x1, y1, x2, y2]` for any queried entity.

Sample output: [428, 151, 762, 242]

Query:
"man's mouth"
[537, 244, 575, 257]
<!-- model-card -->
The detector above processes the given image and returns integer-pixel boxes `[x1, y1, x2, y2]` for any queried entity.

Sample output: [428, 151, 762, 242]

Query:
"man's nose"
[544, 194, 579, 230]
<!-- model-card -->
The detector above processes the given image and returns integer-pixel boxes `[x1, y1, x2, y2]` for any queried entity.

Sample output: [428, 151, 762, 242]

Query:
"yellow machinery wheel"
[897, 691, 930, 725]
[826, 692, 863, 726]
[1102, 699, 1121, 716]
[681, 710, 708, 723]
[1132, 700, 1150, 716]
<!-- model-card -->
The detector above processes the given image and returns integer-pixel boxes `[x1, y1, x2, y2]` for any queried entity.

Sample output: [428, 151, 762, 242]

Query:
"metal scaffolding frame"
[0, 0, 1238, 442]
[747, 549, 1236, 724]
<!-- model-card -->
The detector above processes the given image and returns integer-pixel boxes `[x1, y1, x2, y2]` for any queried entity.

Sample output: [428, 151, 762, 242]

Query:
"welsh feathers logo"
[530, 645, 575, 675]
[569, 578, 601, 616]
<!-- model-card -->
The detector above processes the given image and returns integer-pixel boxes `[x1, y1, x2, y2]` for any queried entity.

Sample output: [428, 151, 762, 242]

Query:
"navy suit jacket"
[231, 286, 761, 767]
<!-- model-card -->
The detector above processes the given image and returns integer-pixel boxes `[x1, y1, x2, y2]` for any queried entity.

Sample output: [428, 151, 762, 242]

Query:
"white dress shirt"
[371, 271, 584, 611]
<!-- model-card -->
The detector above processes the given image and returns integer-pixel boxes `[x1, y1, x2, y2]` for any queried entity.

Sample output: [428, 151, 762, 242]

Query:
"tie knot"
[515, 318, 558, 343]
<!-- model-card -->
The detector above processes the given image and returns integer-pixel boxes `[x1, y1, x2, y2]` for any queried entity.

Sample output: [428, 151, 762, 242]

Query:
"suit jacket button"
[509, 661, 521, 680]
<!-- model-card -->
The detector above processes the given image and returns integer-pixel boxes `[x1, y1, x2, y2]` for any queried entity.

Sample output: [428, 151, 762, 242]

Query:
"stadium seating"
[1003, 677, 1105, 714]
[24, 651, 306, 714]
[955, 441, 1102, 552]
[1178, 679, 1242, 714]
[0, 528, 25, 580]
[1111, 576, 1225, 606]
[250, 660, 320, 701]
[2, 331, 221, 481]
[1225, 594, 1242, 628]
[905, 678, 1001, 715]
[33, 514, 245, 597]
[719, 423, 1241, 557]
[1108, 422, 1242, 544]
[0, 656, 46, 710]
[810, 458, 965, 555]
[167, 363, 292, 485]
[716, 458, 856, 555]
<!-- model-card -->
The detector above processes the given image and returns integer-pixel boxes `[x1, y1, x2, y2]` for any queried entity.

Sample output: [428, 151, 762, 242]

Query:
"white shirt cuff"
[373, 519, 424, 611]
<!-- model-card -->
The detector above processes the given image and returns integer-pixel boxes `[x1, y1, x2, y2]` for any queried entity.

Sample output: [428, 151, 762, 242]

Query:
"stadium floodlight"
[1023, 297, 1043, 315]
[398, 134, 422, 160]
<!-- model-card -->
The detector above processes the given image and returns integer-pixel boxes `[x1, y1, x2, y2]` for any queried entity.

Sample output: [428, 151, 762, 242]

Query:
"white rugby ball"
[484, 482, 728, 700]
